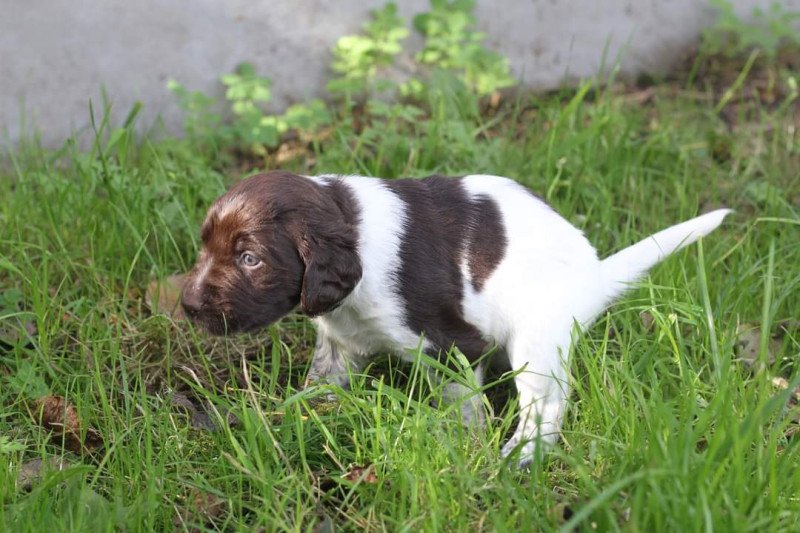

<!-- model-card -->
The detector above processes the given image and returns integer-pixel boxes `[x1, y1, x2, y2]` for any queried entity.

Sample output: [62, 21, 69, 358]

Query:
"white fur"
[303, 174, 731, 466]
[215, 193, 247, 220]
[193, 250, 212, 293]
[306, 176, 430, 385]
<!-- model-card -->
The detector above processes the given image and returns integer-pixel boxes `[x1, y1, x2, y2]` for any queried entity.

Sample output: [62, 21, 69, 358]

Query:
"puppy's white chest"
[314, 299, 426, 360]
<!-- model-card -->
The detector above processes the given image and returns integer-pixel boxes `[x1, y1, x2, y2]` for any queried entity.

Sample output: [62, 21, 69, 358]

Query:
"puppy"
[181, 170, 730, 466]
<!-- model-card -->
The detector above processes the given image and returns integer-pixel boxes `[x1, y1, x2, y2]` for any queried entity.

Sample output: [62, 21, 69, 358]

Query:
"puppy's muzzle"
[180, 282, 205, 320]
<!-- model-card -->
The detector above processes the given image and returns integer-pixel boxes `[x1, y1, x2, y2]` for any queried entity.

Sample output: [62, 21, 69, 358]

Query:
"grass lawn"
[1, 67, 799, 531]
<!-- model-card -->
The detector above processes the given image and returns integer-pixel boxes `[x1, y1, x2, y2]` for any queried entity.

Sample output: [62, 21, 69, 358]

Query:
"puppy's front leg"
[429, 365, 487, 428]
[304, 331, 359, 391]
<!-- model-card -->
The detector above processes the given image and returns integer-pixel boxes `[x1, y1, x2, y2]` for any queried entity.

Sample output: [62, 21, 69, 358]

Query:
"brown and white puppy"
[182, 170, 730, 467]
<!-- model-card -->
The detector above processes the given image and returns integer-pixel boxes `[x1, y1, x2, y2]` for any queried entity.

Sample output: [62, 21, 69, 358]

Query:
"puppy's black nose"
[181, 284, 204, 317]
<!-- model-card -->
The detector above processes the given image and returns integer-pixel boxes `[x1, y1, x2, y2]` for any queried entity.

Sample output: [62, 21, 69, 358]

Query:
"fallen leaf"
[146, 274, 187, 320]
[174, 488, 226, 529]
[189, 489, 226, 520]
[33, 395, 80, 433]
[272, 141, 312, 166]
[341, 463, 378, 485]
[170, 392, 219, 431]
[30, 395, 102, 453]
[16, 457, 69, 491]
[489, 90, 501, 109]
[639, 310, 655, 332]
[621, 86, 656, 105]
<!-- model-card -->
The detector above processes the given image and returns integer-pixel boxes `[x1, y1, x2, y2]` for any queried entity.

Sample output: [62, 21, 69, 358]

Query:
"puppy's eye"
[239, 252, 261, 268]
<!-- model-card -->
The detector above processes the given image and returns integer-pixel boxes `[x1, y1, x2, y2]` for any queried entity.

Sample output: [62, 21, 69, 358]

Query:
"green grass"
[1, 73, 799, 531]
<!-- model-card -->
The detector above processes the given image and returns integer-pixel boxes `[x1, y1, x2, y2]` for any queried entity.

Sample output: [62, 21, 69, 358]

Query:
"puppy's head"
[181, 171, 362, 335]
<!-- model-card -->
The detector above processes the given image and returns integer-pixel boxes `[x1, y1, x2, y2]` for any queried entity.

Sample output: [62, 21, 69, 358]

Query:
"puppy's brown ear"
[298, 227, 362, 317]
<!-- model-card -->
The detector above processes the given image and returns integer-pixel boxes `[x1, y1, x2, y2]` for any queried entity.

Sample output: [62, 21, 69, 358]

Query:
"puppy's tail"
[599, 209, 732, 305]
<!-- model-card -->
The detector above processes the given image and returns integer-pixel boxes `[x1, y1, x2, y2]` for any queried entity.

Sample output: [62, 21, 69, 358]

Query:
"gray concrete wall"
[2, 0, 797, 146]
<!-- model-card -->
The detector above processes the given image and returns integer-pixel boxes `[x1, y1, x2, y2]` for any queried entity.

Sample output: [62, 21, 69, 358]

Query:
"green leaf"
[2, 359, 49, 398]
[0, 435, 25, 453]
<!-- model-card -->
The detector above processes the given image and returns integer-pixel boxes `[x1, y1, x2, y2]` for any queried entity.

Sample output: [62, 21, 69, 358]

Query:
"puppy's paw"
[303, 371, 349, 388]
[459, 401, 487, 429]
[302, 373, 348, 403]
[302, 372, 322, 390]
[439, 382, 487, 429]
[500, 436, 546, 469]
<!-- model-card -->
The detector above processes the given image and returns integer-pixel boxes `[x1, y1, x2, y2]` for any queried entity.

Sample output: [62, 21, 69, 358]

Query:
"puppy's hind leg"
[500, 334, 570, 468]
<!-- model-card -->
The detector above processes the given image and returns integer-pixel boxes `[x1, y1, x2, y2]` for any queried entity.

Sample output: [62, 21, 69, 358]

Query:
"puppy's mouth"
[182, 305, 238, 336]
[183, 307, 268, 336]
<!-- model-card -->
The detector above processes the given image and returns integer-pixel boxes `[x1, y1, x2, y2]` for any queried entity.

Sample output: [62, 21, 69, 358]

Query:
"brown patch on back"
[468, 196, 507, 291]
[385, 176, 489, 363]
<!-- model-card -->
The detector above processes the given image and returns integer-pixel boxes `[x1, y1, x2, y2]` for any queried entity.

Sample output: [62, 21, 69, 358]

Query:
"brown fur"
[467, 195, 507, 291]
